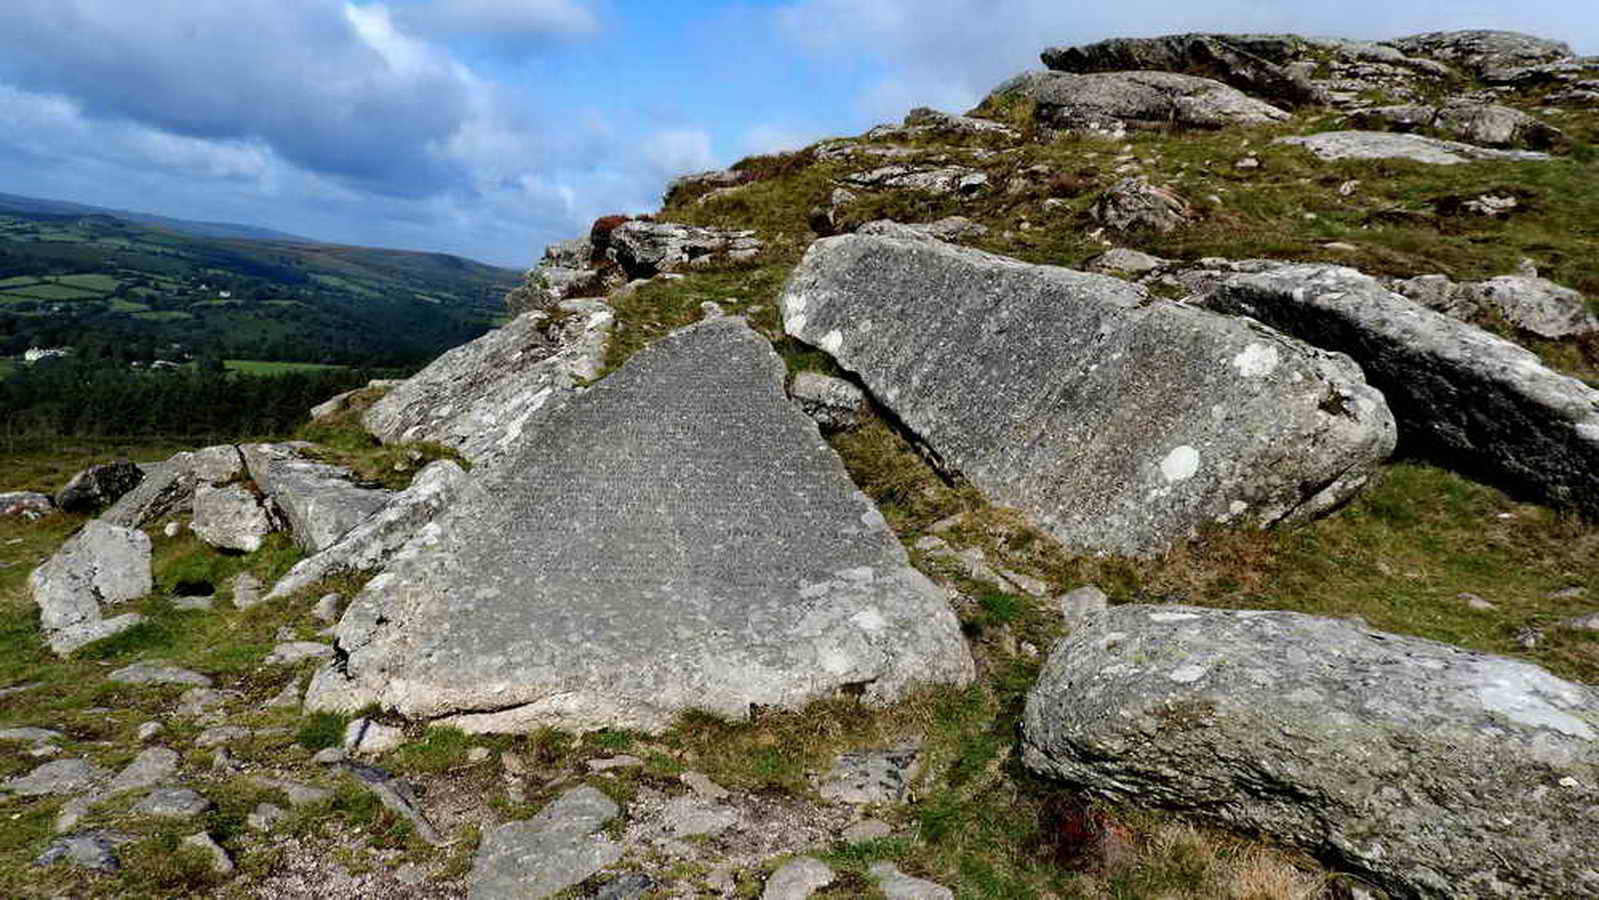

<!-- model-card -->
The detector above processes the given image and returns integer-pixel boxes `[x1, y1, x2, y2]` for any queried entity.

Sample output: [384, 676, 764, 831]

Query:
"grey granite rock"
[182, 831, 234, 875]
[595, 873, 657, 900]
[230, 572, 265, 610]
[56, 461, 144, 514]
[133, 787, 214, 818]
[312, 592, 341, 623]
[841, 165, 989, 197]
[240, 443, 391, 553]
[264, 641, 334, 666]
[789, 372, 869, 433]
[1276, 131, 1551, 164]
[0, 491, 53, 520]
[983, 70, 1288, 138]
[869, 862, 955, 900]
[176, 687, 236, 717]
[763, 857, 836, 899]
[1058, 585, 1110, 625]
[31, 521, 152, 655]
[34, 830, 131, 872]
[856, 217, 989, 243]
[308, 318, 973, 732]
[1022, 604, 1599, 898]
[106, 747, 180, 793]
[1042, 33, 1327, 106]
[0, 726, 63, 745]
[2, 758, 110, 797]
[781, 235, 1396, 557]
[820, 741, 922, 805]
[607, 220, 762, 279]
[109, 662, 212, 687]
[843, 819, 894, 842]
[248, 802, 288, 831]
[344, 717, 405, 755]
[1454, 275, 1599, 339]
[469, 786, 622, 900]
[1090, 177, 1192, 233]
[1390, 30, 1573, 75]
[192, 481, 279, 553]
[1199, 264, 1599, 517]
[252, 776, 333, 808]
[338, 762, 446, 845]
[663, 795, 738, 837]
[102, 453, 196, 528]
[1086, 248, 1169, 276]
[267, 461, 469, 601]
[363, 304, 612, 467]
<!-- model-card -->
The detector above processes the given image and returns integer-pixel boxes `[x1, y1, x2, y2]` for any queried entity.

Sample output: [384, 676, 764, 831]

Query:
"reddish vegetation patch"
[589, 214, 633, 261]
[1038, 796, 1138, 874]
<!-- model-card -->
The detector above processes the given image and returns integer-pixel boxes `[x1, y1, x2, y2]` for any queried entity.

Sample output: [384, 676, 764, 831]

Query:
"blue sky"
[0, 1, 1593, 268]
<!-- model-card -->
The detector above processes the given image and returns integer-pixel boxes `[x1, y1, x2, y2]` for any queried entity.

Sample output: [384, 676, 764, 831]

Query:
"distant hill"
[0, 195, 522, 367]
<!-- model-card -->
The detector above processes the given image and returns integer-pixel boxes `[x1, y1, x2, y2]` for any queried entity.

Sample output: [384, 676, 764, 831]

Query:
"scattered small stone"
[344, 717, 405, 756]
[595, 872, 657, 900]
[339, 762, 446, 845]
[133, 787, 215, 819]
[313, 747, 347, 765]
[470, 786, 622, 898]
[195, 725, 253, 747]
[1458, 592, 1498, 611]
[0, 726, 64, 745]
[264, 641, 334, 666]
[395, 862, 428, 886]
[34, 830, 131, 872]
[231, 572, 265, 610]
[313, 592, 341, 623]
[869, 861, 955, 900]
[108, 662, 212, 687]
[0, 682, 42, 698]
[763, 856, 836, 900]
[664, 795, 738, 838]
[467, 747, 492, 763]
[136, 722, 162, 742]
[680, 770, 731, 802]
[264, 677, 304, 709]
[182, 831, 234, 875]
[163, 521, 182, 538]
[1560, 612, 1599, 632]
[1515, 625, 1544, 649]
[2, 758, 110, 797]
[588, 754, 643, 773]
[55, 795, 99, 832]
[1059, 585, 1110, 624]
[253, 776, 333, 808]
[275, 626, 297, 642]
[211, 747, 240, 774]
[843, 818, 894, 842]
[176, 687, 236, 717]
[172, 595, 214, 611]
[998, 569, 1049, 598]
[1323, 242, 1360, 252]
[107, 747, 180, 793]
[1338, 179, 1361, 196]
[247, 802, 288, 831]
[819, 741, 922, 805]
[1548, 586, 1589, 600]
[1237, 156, 1260, 168]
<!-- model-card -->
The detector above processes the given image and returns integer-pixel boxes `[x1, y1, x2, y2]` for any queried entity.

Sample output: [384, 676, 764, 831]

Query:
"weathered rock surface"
[763, 857, 836, 899]
[55, 461, 144, 514]
[885, 106, 1020, 140]
[182, 831, 234, 875]
[982, 70, 1288, 138]
[362, 302, 612, 467]
[192, 481, 279, 553]
[1086, 248, 1169, 276]
[1276, 131, 1552, 164]
[33, 830, 131, 872]
[108, 662, 212, 686]
[101, 453, 195, 528]
[267, 460, 469, 600]
[789, 372, 869, 433]
[606, 220, 761, 279]
[1390, 30, 1574, 76]
[309, 317, 973, 731]
[506, 236, 610, 313]
[133, 787, 214, 819]
[230, 572, 265, 610]
[1459, 275, 1598, 339]
[0, 491, 53, 520]
[1022, 605, 1599, 898]
[1199, 264, 1599, 517]
[338, 761, 446, 845]
[31, 521, 152, 655]
[1090, 177, 1192, 233]
[842, 165, 990, 197]
[239, 443, 391, 553]
[869, 862, 955, 900]
[781, 235, 1396, 556]
[856, 217, 989, 242]
[1351, 102, 1565, 150]
[469, 786, 622, 899]
[1042, 33, 1328, 106]
[2, 758, 111, 797]
[819, 741, 922, 805]
[106, 747, 180, 794]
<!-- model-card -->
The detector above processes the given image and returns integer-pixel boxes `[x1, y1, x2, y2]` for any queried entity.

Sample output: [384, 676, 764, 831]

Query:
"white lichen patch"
[1160, 445, 1201, 483]
[821, 329, 844, 354]
[1231, 343, 1281, 377]
[1169, 664, 1208, 683]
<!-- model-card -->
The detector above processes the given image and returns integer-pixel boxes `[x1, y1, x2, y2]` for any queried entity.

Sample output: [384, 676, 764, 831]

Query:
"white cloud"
[738, 122, 827, 157]
[401, 0, 602, 36]
[640, 128, 717, 180]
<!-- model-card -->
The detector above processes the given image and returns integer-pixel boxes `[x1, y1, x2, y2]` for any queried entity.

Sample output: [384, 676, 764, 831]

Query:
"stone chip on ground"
[819, 741, 923, 805]
[468, 785, 622, 900]
[1276, 130, 1552, 164]
[109, 662, 212, 686]
[1022, 604, 1599, 898]
[33, 830, 132, 872]
[869, 862, 956, 900]
[132, 787, 215, 819]
[763, 856, 836, 899]
[2, 758, 111, 797]
[308, 317, 973, 732]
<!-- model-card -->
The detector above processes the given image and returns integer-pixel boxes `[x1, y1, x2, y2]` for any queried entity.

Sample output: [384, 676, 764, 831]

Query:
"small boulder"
[56, 461, 144, 514]
[790, 373, 869, 433]
[106, 747, 180, 793]
[33, 831, 131, 872]
[868, 862, 955, 900]
[607, 220, 762, 279]
[1023, 605, 1599, 898]
[109, 662, 211, 687]
[0, 492, 53, 520]
[2, 758, 111, 797]
[133, 787, 215, 819]
[1276, 131, 1550, 164]
[239, 444, 391, 553]
[101, 453, 196, 529]
[191, 482, 279, 553]
[1090, 177, 1193, 233]
[763, 857, 836, 900]
[264, 642, 334, 666]
[1042, 33, 1326, 106]
[31, 521, 152, 655]
[181, 831, 234, 875]
[230, 572, 265, 610]
[469, 785, 622, 899]
[981, 70, 1288, 138]
[819, 741, 922, 805]
[344, 717, 406, 756]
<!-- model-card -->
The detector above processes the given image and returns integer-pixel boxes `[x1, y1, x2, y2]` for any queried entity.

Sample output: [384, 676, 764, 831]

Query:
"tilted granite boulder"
[1199, 264, 1599, 517]
[1276, 131, 1552, 164]
[1393, 271, 1599, 339]
[1349, 102, 1565, 150]
[239, 444, 390, 554]
[981, 70, 1288, 138]
[1042, 33, 1328, 106]
[267, 460, 469, 600]
[1022, 605, 1599, 898]
[191, 482, 278, 553]
[1089, 177, 1193, 233]
[307, 317, 973, 732]
[1390, 30, 1574, 77]
[606, 221, 761, 280]
[31, 521, 151, 654]
[780, 235, 1396, 557]
[362, 301, 613, 468]
[101, 453, 195, 529]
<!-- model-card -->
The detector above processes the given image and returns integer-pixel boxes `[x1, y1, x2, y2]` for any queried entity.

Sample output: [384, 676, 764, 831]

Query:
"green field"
[56, 273, 120, 291]
[223, 359, 348, 375]
[133, 310, 193, 322]
[2, 283, 104, 301]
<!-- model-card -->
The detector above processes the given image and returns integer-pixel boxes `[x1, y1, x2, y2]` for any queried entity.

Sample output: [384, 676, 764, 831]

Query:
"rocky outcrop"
[55, 461, 144, 514]
[789, 372, 869, 433]
[606, 221, 761, 279]
[1042, 33, 1328, 106]
[30, 521, 151, 654]
[840, 165, 989, 197]
[1089, 177, 1192, 233]
[101, 453, 195, 529]
[1199, 264, 1599, 517]
[267, 460, 469, 600]
[855, 217, 988, 242]
[192, 483, 278, 553]
[1392, 271, 1599, 339]
[505, 236, 611, 314]
[239, 444, 390, 554]
[1276, 131, 1552, 164]
[0, 492, 53, 520]
[1022, 605, 1599, 898]
[780, 235, 1396, 557]
[866, 107, 1021, 142]
[308, 317, 973, 732]
[982, 70, 1288, 138]
[1349, 102, 1565, 150]
[363, 301, 612, 468]
[1390, 30, 1574, 77]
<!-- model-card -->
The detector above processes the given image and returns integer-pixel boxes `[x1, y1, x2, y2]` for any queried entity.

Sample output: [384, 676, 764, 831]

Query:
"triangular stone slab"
[307, 317, 973, 732]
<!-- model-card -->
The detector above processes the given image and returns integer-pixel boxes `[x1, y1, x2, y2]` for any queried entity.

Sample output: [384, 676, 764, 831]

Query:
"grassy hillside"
[0, 203, 519, 367]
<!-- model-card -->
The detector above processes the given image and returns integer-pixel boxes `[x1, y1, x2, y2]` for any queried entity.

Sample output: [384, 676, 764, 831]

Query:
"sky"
[0, 1, 1593, 268]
